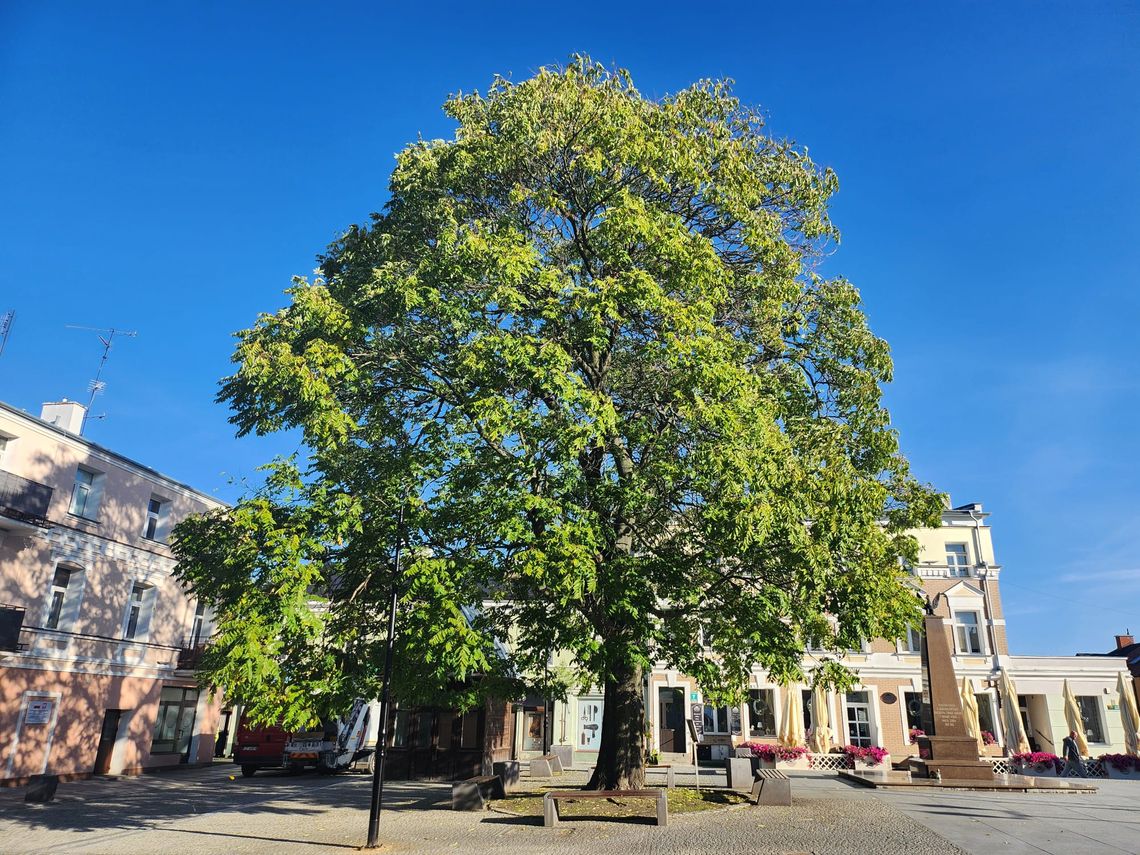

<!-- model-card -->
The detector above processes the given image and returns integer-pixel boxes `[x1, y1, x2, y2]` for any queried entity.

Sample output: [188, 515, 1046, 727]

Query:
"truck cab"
[232, 715, 292, 777]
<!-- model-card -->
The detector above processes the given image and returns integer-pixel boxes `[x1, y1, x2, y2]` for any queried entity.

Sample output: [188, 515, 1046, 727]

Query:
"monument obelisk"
[913, 609, 995, 781]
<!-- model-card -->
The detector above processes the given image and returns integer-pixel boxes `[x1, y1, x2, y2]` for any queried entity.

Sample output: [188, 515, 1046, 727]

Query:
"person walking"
[1061, 730, 1087, 777]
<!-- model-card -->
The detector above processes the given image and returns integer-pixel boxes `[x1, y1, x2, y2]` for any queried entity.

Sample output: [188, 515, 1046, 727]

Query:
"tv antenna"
[65, 324, 138, 431]
[0, 310, 13, 358]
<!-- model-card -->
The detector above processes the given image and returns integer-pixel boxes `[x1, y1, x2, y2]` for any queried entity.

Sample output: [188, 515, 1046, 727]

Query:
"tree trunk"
[585, 659, 646, 790]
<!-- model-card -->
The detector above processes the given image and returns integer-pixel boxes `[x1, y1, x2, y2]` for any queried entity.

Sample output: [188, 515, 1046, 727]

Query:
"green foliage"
[172, 57, 941, 730]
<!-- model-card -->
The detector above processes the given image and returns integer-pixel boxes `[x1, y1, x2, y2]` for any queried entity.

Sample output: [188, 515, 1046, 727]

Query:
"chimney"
[1115, 634, 1134, 650]
[40, 400, 86, 434]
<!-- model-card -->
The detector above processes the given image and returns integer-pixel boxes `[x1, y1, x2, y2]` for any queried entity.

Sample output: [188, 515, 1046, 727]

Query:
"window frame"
[844, 690, 873, 748]
[69, 466, 103, 520]
[142, 495, 171, 542]
[945, 543, 970, 576]
[953, 610, 983, 654]
[901, 627, 922, 654]
[747, 689, 777, 738]
[702, 703, 730, 735]
[1076, 696, 1105, 744]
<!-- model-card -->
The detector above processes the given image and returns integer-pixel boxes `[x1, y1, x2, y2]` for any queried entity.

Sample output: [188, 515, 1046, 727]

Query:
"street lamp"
[365, 502, 405, 850]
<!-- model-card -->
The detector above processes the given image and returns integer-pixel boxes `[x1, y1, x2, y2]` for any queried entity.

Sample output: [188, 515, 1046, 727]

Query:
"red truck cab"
[233, 715, 292, 777]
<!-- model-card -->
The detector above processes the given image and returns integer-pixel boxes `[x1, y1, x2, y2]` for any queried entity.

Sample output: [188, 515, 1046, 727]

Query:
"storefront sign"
[689, 703, 705, 739]
[25, 700, 54, 725]
[577, 699, 603, 750]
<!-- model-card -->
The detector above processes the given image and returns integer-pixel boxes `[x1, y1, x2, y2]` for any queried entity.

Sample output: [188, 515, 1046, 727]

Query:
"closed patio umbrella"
[779, 685, 805, 747]
[999, 669, 1030, 754]
[1118, 672, 1140, 757]
[809, 683, 832, 754]
[1062, 679, 1089, 755]
[960, 677, 981, 748]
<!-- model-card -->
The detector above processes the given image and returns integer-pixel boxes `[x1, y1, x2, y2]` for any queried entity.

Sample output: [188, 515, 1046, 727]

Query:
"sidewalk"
[2, 763, 1135, 854]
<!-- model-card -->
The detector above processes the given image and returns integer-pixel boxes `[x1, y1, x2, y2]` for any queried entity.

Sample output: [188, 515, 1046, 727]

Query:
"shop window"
[904, 691, 923, 732]
[703, 704, 729, 734]
[1077, 696, 1105, 743]
[977, 693, 998, 741]
[151, 686, 199, 756]
[748, 689, 776, 738]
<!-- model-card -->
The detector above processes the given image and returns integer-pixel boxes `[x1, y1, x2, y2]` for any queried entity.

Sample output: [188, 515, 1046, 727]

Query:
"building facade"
[0, 400, 226, 784]
[524, 501, 1135, 768]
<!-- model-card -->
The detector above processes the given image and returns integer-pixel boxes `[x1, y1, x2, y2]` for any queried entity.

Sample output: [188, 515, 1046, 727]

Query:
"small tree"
[173, 57, 942, 789]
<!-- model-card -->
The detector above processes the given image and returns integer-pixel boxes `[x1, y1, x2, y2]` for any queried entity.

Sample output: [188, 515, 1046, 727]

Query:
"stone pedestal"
[914, 615, 995, 782]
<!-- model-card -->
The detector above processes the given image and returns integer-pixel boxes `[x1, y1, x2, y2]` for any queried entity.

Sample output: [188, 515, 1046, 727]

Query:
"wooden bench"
[529, 753, 564, 777]
[451, 774, 505, 810]
[750, 768, 791, 806]
[543, 789, 668, 828]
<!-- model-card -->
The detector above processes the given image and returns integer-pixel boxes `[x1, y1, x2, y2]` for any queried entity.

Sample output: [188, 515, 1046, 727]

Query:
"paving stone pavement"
[0, 763, 1133, 854]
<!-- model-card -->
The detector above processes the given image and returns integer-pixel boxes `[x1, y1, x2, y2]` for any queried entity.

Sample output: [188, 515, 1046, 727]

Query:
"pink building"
[0, 399, 227, 784]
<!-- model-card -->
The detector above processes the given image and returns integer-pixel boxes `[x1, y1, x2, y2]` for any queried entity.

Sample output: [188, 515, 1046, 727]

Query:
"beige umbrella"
[779, 685, 805, 747]
[1118, 672, 1140, 757]
[1062, 680, 1089, 756]
[960, 678, 981, 749]
[809, 683, 832, 754]
[999, 669, 1030, 754]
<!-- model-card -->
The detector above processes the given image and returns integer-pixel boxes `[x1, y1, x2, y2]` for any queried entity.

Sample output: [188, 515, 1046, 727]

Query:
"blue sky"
[1, 2, 1137, 655]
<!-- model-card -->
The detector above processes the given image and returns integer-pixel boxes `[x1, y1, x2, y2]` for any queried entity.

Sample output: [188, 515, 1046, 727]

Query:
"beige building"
[529, 501, 1135, 768]
[0, 400, 227, 784]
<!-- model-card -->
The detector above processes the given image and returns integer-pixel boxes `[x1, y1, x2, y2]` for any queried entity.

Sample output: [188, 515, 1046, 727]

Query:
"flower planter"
[1103, 765, 1140, 780]
[853, 753, 890, 771]
[1014, 762, 1058, 778]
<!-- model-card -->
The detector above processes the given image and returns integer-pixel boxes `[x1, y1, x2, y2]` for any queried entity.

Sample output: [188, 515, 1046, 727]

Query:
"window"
[151, 686, 199, 755]
[45, 567, 73, 629]
[954, 611, 983, 654]
[904, 691, 924, 732]
[69, 467, 103, 520]
[124, 584, 147, 639]
[902, 627, 922, 653]
[977, 693, 998, 741]
[189, 602, 206, 646]
[845, 691, 872, 747]
[0, 435, 9, 463]
[748, 689, 776, 738]
[391, 709, 410, 747]
[143, 496, 169, 541]
[702, 704, 729, 734]
[946, 543, 970, 576]
[459, 708, 482, 749]
[1077, 696, 1105, 743]
[802, 689, 815, 733]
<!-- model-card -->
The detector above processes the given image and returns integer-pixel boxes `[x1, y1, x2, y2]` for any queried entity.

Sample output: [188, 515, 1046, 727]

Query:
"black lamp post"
[365, 503, 405, 850]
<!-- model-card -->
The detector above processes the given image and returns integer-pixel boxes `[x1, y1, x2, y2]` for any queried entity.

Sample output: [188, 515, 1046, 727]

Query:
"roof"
[0, 399, 228, 508]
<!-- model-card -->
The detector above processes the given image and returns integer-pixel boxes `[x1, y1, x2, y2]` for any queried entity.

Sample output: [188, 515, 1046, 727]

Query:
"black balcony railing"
[0, 604, 26, 652]
[177, 638, 208, 670]
[0, 470, 54, 527]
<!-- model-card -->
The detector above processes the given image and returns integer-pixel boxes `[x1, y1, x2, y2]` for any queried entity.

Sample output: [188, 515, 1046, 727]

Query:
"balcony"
[177, 638, 208, 670]
[0, 470, 54, 530]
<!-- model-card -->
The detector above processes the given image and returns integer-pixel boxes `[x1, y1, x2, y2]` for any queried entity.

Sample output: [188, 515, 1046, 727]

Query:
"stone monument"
[912, 612, 995, 781]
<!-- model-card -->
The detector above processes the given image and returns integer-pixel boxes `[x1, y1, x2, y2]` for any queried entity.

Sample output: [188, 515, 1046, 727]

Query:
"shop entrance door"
[93, 709, 123, 774]
[657, 687, 686, 753]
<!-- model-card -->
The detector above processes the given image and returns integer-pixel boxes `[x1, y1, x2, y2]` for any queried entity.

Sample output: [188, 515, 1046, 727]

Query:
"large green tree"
[173, 58, 942, 789]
